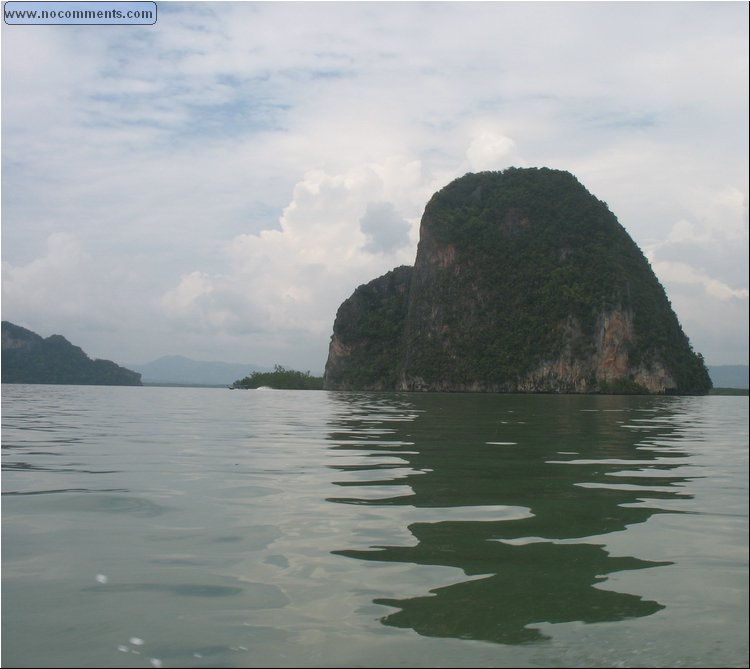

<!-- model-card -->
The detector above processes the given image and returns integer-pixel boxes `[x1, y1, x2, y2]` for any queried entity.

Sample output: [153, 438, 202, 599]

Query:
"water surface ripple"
[2, 385, 747, 668]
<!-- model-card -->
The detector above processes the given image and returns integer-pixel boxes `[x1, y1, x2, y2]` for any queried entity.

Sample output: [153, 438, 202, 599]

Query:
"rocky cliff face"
[515, 308, 676, 394]
[324, 168, 711, 394]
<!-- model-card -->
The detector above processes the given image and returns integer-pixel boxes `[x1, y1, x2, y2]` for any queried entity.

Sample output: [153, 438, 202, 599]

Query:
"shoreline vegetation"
[227, 365, 747, 395]
[231, 365, 324, 390]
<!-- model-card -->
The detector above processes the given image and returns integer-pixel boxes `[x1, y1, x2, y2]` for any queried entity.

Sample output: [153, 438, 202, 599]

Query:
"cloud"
[160, 271, 234, 330]
[1, 2, 747, 367]
[359, 202, 411, 254]
[151, 159, 427, 367]
[643, 183, 749, 299]
[2, 234, 90, 318]
[466, 131, 516, 172]
[1, 232, 160, 359]
[664, 279, 749, 366]
[648, 260, 749, 302]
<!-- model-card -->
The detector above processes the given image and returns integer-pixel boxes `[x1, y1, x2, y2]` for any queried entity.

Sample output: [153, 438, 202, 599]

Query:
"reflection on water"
[327, 393, 694, 644]
[2, 385, 746, 667]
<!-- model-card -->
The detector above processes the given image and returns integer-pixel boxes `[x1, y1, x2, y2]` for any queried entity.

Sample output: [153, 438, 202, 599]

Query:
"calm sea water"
[1, 385, 748, 668]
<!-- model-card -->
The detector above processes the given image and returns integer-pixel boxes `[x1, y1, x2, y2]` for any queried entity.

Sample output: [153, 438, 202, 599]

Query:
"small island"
[231, 365, 323, 390]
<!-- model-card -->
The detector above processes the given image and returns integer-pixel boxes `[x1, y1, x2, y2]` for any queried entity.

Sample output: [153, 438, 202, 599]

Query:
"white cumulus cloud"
[466, 131, 517, 172]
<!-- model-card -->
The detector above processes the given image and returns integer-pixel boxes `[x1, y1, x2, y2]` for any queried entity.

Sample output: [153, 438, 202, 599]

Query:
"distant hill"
[708, 365, 749, 389]
[130, 355, 269, 386]
[1, 321, 142, 386]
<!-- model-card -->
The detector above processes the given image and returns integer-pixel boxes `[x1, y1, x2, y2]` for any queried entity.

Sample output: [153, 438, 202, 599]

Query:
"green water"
[2, 386, 748, 667]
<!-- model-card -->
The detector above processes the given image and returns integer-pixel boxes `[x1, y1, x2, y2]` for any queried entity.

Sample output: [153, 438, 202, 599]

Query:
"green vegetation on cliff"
[231, 365, 323, 390]
[325, 168, 711, 395]
[324, 266, 412, 390]
[1, 321, 142, 386]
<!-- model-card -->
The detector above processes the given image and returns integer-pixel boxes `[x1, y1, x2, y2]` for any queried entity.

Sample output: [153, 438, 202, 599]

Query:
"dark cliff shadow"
[325, 392, 695, 644]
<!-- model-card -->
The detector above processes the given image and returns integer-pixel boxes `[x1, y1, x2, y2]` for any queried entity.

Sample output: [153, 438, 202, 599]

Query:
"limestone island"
[324, 168, 711, 394]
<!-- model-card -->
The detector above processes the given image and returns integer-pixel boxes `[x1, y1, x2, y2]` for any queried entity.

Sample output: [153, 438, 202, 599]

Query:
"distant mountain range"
[129, 355, 270, 386]
[707, 365, 749, 390]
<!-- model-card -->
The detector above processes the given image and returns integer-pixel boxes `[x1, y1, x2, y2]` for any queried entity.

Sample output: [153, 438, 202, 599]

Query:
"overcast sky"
[2, 1, 748, 371]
